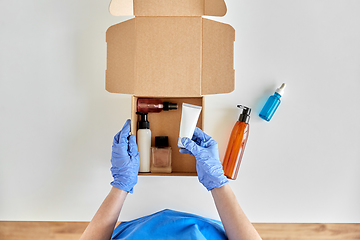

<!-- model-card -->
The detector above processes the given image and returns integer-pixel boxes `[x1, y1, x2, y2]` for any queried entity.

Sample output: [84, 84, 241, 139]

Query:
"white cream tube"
[178, 103, 202, 148]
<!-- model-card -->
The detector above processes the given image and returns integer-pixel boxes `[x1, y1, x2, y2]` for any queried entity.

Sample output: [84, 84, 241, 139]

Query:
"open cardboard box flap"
[105, 0, 235, 175]
[109, 0, 227, 17]
[106, 0, 235, 97]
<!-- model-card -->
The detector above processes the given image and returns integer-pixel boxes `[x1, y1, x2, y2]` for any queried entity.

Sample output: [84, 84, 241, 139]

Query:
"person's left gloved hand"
[110, 119, 140, 193]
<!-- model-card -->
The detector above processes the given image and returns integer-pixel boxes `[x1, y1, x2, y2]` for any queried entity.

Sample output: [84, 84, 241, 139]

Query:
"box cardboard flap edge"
[106, 17, 235, 96]
[106, 18, 136, 95]
[202, 18, 235, 95]
[109, 0, 227, 17]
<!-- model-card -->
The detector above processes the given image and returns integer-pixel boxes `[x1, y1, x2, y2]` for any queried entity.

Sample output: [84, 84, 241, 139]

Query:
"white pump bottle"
[137, 112, 151, 172]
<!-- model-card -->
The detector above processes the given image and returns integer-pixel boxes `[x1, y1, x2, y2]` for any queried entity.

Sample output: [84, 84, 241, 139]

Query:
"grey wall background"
[1, 0, 359, 222]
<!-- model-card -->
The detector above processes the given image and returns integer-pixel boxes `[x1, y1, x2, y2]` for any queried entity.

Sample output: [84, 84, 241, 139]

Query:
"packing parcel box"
[106, 0, 235, 176]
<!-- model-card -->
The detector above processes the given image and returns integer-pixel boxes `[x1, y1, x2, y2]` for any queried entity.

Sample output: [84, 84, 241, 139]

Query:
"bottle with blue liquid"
[259, 83, 286, 121]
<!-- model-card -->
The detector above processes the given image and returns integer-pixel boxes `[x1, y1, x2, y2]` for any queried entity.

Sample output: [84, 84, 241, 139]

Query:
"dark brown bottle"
[137, 98, 178, 113]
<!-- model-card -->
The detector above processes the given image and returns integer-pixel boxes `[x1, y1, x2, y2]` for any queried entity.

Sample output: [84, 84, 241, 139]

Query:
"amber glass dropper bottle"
[222, 105, 251, 180]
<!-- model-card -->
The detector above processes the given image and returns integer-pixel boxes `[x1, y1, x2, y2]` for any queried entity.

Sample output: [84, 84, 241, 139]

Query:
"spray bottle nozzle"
[237, 105, 251, 123]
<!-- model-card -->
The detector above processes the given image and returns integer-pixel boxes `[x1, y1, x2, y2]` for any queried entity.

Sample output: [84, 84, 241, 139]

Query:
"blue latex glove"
[110, 119, 140, 193]
[179, 127, 229, 191]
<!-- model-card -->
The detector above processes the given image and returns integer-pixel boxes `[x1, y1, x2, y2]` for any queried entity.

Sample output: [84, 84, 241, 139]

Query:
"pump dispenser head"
[237, 105, 251, 123]
[136, 112, 150, 129]
[163, 102, 178, 111]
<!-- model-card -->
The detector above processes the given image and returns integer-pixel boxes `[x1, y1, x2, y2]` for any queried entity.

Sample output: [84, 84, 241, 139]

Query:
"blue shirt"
[111, 209, 227, 240]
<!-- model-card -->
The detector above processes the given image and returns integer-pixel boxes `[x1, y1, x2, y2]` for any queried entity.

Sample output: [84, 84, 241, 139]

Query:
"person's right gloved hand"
[110, 119, 140, 194]
[179, 127, 229, 191]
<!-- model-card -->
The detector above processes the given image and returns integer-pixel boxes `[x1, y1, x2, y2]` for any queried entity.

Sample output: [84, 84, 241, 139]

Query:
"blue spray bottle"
[259, 83, 286, 121]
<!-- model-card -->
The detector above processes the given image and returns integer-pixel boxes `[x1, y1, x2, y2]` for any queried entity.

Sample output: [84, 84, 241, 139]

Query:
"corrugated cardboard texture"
[106, 17, 235, 96]
[201, 18, 235, 95]
[204, 0, 227, 16]
[109, 0, 227, 17]
[106, 19, 136, 94]
[134, 0, 204, 16]
[133, 97, 203, 174]
[135, 17, 202, 97]
[130, 96, 137, 135]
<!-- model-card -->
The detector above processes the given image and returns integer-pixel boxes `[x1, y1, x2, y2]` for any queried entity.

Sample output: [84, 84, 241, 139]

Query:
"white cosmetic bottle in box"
[137, 112, 151, 172]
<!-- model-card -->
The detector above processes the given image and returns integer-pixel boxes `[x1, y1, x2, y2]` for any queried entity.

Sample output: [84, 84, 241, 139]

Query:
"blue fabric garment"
[111, 209, 228, 240]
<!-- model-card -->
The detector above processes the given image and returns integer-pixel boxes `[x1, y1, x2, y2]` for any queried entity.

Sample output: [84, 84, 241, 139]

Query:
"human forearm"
[80, 187, 128, 240]
[179, 128, 260, 239]
[211, 184, 262, 240]
[80, 120, 139, 240]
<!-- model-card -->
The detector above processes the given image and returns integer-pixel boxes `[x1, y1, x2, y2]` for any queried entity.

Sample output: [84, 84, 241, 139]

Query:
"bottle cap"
[163, 102, 178, 111]
[155, 136, 169, 148]
[136, 112, 149, 129]
[237, 105, 251, 123]
[275, 83, 286, 96]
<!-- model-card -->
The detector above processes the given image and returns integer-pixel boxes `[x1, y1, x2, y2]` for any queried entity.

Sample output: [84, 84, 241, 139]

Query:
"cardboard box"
[106, 0, 235, 176]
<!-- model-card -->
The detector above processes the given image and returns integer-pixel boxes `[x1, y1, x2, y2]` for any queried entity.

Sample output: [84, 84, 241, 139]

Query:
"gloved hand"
[110, 119, 140, 193]
[179, 127, 229, 191]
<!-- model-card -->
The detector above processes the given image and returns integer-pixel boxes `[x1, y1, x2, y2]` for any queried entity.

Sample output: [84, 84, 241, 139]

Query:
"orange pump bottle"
[222, 105, 251, 180]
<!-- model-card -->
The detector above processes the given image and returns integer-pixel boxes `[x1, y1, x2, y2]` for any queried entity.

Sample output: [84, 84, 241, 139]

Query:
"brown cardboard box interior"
[132, 97, 203, 176]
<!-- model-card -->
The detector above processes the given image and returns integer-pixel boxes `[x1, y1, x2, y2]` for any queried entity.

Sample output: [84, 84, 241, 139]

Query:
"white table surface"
[1, 0, 359, 222]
